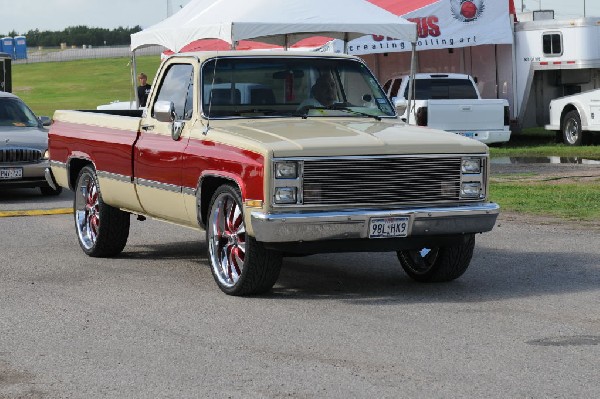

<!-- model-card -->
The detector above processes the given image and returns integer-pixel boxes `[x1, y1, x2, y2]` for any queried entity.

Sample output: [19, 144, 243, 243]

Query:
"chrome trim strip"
[49, 160, 67, 168]
[251, 203, 500, 243]
[135, 177, 181, 193]
[97, 171, 132, 183]
[182, 187, 197, 196]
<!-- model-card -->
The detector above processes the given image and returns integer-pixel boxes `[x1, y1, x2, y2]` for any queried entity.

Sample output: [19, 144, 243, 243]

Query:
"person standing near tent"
[137, 73, 152, 107]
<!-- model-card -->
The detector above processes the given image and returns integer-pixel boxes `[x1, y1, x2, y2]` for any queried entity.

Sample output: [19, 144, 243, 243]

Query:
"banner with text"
[334, 0, 513, 55]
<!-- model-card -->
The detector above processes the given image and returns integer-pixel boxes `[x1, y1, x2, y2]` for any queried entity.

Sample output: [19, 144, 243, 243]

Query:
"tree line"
[2, 26, 142, 47]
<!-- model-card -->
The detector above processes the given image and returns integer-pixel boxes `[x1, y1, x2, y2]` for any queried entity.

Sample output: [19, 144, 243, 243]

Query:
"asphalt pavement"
[0, 183, 599, 398]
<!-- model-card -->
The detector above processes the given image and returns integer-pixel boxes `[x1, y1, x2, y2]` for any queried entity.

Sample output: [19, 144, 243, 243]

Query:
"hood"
[207, 118, 488, 158]
[0, 126, 48, 151]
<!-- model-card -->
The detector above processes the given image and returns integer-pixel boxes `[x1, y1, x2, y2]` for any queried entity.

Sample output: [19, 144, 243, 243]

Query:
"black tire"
[562, 110, 589, 146]
[73, 166, 130, 257]
[206, 184, 282, 296]
[397, 234, 475, 282]
[40, 185, 63, 196]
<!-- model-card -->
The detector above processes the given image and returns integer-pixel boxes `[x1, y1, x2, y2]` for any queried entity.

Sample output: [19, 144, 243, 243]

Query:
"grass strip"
[490, 182, 600, 221]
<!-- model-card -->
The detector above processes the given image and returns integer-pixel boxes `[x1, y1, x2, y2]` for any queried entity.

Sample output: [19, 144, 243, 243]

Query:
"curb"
[0, 208, 74, 218]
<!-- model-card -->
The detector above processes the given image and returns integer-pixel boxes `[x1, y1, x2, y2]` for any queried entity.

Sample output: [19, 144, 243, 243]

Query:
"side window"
[382, 79, 392, 95]
[154, 63, 194, 120]
[542, 33, 562, 56]
[390, 79, 402, 98]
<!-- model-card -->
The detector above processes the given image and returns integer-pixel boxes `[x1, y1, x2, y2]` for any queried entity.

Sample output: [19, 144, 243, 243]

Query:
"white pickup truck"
[545, 89, 600, 146]
[383, 73, 511, 145]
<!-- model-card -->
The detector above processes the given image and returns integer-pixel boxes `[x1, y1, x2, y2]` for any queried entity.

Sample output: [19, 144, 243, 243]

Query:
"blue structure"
[1, 37, 14, 59]
[14, 36, 27, 59]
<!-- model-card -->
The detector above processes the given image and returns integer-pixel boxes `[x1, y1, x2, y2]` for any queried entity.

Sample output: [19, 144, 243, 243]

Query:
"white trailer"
[513, 17, 600, 131]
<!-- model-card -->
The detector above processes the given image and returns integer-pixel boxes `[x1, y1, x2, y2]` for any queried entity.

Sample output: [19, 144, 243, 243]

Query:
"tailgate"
[426, 100, 506, 131]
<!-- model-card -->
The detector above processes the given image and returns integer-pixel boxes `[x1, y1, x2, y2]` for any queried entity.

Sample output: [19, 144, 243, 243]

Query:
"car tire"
[74, 165, 130, 257]
[206, 184, 282, 296]
[40, 185, 62, 196]
[562, 110, 589, 146]
[397, 234, 475, 282]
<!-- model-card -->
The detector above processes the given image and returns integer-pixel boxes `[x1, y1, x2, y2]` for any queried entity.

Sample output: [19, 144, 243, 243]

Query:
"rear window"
[403, 78, 479, 100]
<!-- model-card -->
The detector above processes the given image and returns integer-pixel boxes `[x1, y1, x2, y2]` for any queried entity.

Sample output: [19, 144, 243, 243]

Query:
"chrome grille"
[0, 148, 43, 163]
[302, 156, 463, 206]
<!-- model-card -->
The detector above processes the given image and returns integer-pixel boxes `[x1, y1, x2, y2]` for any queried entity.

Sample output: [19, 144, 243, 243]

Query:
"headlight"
[460, 182, 481, 198]
[42, 149, 50, 160]
[461, 158, 481, 174]
[274, 162, 298, 179]
[274, 187, 297, 204]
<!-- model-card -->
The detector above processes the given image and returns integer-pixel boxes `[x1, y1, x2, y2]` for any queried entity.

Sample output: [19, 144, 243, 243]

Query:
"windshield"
[0, 98, 39, 127]
[201, 57, 395, 118]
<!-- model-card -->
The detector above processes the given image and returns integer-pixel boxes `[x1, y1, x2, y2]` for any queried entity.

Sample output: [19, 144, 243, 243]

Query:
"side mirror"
[154, 100, 175, 123]
[393, 97, 407, 115]
[154, 100, 184, 141]
[38, 116, 52, 126]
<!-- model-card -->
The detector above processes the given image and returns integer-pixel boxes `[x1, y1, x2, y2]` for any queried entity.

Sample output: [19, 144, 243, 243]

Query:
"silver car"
[0, 92, 61, 195]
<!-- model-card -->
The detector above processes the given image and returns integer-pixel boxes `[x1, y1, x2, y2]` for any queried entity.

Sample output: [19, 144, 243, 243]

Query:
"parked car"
[0, 92, 62, 195]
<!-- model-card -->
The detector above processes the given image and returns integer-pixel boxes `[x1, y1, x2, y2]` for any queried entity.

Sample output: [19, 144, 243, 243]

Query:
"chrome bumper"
[251, 203, 499, 243]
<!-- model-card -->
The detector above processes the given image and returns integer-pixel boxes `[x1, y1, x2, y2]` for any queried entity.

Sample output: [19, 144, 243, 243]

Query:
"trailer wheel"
[562, 110, 588, 146]
[74, 166, 130, 257]
[397, 234, 475, 282]
[206, 184, 282, 296]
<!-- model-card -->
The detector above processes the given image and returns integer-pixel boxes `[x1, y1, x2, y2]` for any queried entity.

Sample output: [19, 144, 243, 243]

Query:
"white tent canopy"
[130, 0, 417, 52]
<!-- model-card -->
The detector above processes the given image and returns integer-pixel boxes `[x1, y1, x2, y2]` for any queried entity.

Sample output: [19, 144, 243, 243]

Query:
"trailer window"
[542, 33, 562, 56]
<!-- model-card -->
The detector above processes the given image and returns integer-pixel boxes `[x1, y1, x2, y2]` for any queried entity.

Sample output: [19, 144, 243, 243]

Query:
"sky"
[1, 0, 600, 34]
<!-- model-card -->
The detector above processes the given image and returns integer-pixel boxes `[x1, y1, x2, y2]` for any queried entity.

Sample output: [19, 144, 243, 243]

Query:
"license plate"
[0, 167, 23, 180]
[459, 131, 475, 138]
[369, 217, 409, 239]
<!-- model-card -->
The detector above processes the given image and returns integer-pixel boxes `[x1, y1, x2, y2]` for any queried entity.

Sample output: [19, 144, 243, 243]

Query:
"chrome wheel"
[208, 190, 247, 288]
[564, 117, 580, 145]
[73, 166, 130, 257]
[75, 169, 100, 250]
[205, 185, 282, 295]
[562, 110, 586, 146]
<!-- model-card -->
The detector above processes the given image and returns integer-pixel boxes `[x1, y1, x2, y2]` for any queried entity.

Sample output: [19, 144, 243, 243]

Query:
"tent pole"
[131, 51, 139, 109]
[406, 42, 417, 125]
[344, 33, 349, 54]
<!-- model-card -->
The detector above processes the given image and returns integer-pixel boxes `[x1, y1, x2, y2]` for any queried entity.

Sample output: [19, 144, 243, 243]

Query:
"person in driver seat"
[298, 74, 337, 109]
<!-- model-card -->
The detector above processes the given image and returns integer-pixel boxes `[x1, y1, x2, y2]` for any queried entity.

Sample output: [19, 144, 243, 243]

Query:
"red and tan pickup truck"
[46, 51, 499, 295]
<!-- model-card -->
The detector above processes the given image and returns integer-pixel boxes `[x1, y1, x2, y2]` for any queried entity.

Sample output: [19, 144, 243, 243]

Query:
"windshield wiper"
[329, 104, 383, 121]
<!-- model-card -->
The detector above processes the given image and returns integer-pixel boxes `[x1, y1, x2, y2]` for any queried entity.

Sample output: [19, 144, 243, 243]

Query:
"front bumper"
[251, 203, 499, 243]
[0, 161, 50, 188]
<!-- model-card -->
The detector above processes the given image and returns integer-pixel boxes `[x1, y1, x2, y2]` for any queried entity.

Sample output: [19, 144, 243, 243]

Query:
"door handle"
[141, 124, 154, 131]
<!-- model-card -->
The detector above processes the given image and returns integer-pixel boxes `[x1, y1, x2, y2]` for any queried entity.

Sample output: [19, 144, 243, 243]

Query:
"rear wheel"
[74, 166, 130, 257]
[397, 234, 475, 282]
[562, 110, 588, 146]
[206, 184, 282, 295]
